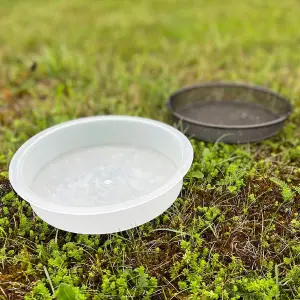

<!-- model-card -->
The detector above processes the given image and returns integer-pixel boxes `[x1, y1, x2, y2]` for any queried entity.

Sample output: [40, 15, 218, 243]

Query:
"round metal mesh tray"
[168, 82, 292, 144]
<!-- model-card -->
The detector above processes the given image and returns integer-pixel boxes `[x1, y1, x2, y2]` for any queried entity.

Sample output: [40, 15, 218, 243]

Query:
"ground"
[0, 0, 299, 299]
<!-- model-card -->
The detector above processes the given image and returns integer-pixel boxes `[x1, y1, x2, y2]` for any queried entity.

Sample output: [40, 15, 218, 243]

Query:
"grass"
[0, 0, 300, 299]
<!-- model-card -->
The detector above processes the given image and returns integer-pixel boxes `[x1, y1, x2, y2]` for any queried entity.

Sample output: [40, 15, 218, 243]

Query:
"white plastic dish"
[9, 116, 193, 234]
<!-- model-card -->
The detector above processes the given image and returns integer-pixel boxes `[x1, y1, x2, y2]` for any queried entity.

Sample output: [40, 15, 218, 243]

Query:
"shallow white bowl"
[9, 116, 193, 234]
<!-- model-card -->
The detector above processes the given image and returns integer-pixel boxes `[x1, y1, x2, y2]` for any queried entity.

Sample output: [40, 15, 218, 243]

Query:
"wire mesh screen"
[168, 82, 292, 143]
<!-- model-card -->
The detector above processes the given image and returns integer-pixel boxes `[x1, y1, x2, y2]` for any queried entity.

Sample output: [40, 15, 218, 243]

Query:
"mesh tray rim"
[168, 81, 292, 130]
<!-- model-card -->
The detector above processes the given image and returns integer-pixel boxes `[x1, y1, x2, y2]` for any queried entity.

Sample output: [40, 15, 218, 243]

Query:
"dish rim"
[9, 116, 193, 215]
[168, 81, 292, 129]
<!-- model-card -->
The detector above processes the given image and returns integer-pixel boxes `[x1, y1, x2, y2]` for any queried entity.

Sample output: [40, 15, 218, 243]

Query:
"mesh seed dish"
[168, 82, 292, 144]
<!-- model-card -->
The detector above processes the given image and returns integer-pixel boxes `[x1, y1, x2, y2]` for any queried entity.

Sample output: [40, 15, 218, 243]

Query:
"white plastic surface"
[9, 116, 193, 234]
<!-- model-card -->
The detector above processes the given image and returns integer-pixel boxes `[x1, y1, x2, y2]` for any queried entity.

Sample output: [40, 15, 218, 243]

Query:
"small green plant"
[270, 177, 294, 202]
[24, 282, 52, 300]
[56, 283, 77, 300]
[98, 267, 157, 299]
[189, 143, 251, 193]
[235, 276, 280, 300]
[293, 185, 300, 195]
